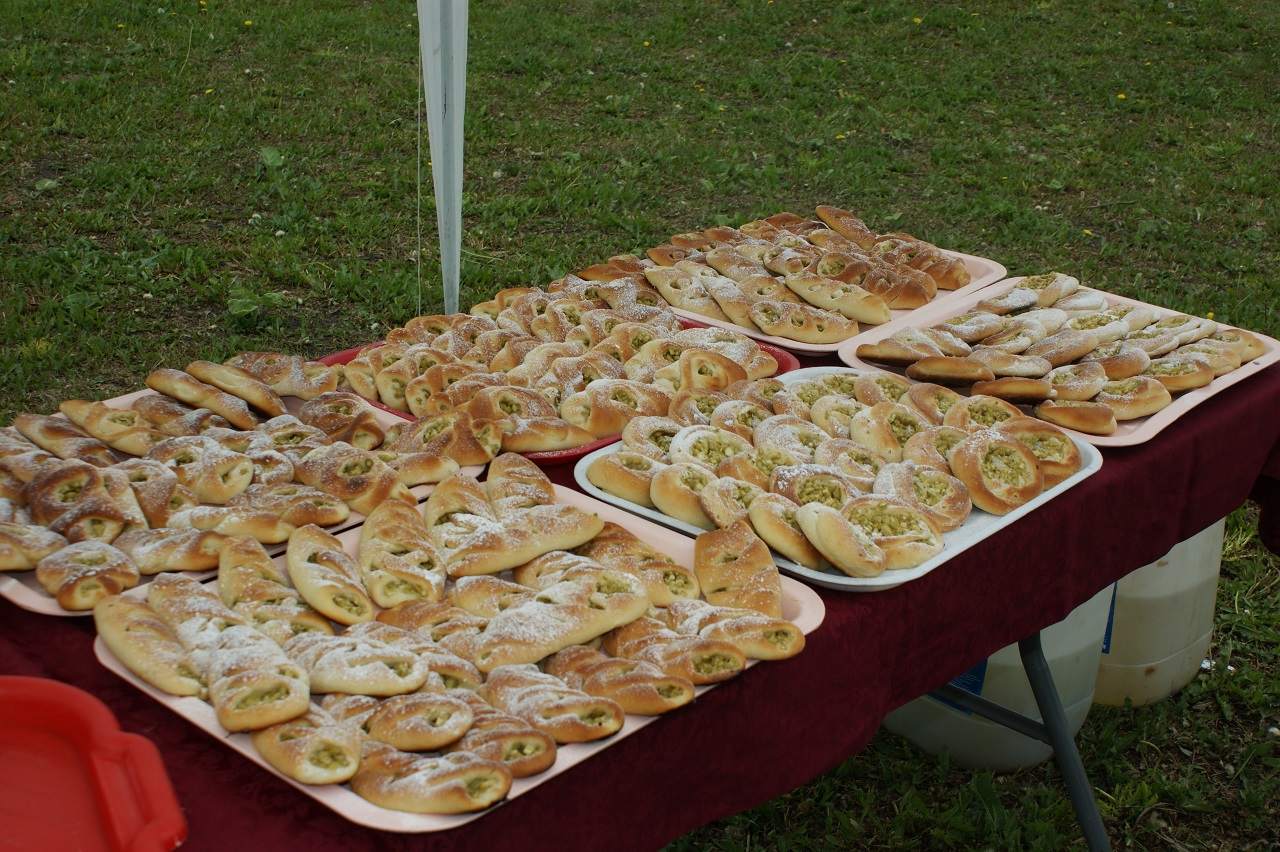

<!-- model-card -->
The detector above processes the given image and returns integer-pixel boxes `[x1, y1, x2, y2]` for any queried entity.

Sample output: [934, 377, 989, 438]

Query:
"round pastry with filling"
[1033, 399, 1118, 436]
[949, 430, 1045, 515]
[1091, 376, 1173, 421]
[872, 461, 972, 532]
[994, 415, 1084, 488]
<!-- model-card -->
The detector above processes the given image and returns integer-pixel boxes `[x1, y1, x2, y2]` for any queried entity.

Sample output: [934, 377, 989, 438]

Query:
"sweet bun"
[1034, 400, 1118, 436]
[941, 394, 1024, 432]
[1044, 361, 1110, 401]
[871, 461, 972, 532]
[969, 376, 1055, 404]
[649, 462, 719, 530]
[1092, 376, 1173, 420]
[905, 356, 996, 386]
[994, 416, 1084, 488]
[585, 451, 667, 508]
[949, 430, 1045, 515]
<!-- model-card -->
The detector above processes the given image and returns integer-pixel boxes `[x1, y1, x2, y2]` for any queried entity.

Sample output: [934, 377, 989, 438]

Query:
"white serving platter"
[573, 435, 1103, 593]
[95, 484, 826, 833]
[836, 278, 1280, 447]
[1, 389, 482, 617]
[672, 251, 1008, 354]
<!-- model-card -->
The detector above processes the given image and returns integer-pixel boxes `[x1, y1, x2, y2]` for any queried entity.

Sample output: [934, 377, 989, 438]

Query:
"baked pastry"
[994, 416, 1084, 488]
[0, 521, 68, 572]
[204, 624, 312, 732]
[667, 425, 752, 471]
[297, 391, 387, 449]
[899, 425, 968, 474]
[663, 598, 806, 660]
[224, 351, 341, 400]
[466, 570, 651, 672]
[572, 522, 700, 606]
[349, 741, 512, 814]
[747, 301, 860, 344]
[442, 503, 606, 578]
[1011, 272, 1080, 307]
[667, 388, 732, 427]
[1092, 376, 1173, 420]
[93, 595, 205, 697]
[12, 413, 117, 467]
[949, 430, 1046, 515]
[285, 523, 376, 625]
[185, 361, 288, 417]
[969, 376, 1055, 404]
[57, 400, 168, 457]
[693, 520, 783, 617]
[620, 415, 682, 461]
[966, 348, 1053, 379]
[544, 645, 696, 716]
[941, 394, 1024, 432]
[391, 410, 502, 467]
[131, 393, 231, 437]
[1033, 399, 1118, 436]
[1141, 355, 1216, 392]
[649, 462, 719, 530]
[871, 461, 972, 532]
[601, 615, 746, 684]
[360, 692, 475, 752]
[357, 499, 448, 608]
[1023, 328, 1101, 367]
[294, 443, 415, 516]
[441, 690, 558, 778]
[845, 402, 929, 462]
[905, 356, 997, 386]
[144, 368, 262, 431]
[36, 540, 140, 610]
[559, 380, 673, 438]
[805, 495, 944, 572]
[585, 451, 667, 508]
[900, 382, 964, 425]
[697, 476, 766, 529]
[112, 528, 227, 575]
[284, 631, 430, 695]
[1044, 361, 1110, 401]
[782, 272, 891, 324]
[479, 663, 626, 744]
[249, 707, 363, 785]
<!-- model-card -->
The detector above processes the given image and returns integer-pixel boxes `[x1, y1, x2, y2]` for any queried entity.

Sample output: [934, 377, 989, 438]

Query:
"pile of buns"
[572, 205, 972, 345]
[855, 273, 1267, 435]
[0, 352, 503, 611]
[335, 280, 783, 452]
[91, 453, 806, 815]
[586, 367, 1085, 579]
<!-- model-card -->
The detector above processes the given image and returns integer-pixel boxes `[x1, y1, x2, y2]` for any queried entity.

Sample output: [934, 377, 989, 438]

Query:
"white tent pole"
[416, 0, 468, 316]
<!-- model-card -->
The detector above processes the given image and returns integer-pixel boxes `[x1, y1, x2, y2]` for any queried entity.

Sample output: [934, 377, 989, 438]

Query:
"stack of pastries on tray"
[586, 367, 1085, 579]
[588, 204, 973, 344]
[91, 454, 806, 814]
[855, 272, 1267, 435]
[338, 276, 781, 450]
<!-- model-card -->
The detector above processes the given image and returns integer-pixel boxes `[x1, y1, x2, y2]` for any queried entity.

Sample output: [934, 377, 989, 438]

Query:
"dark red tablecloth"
[2, 360, 1278, 852]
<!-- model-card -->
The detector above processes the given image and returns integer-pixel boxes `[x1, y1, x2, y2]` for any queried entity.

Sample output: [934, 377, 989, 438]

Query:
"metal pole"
[417, 0, 468, 316]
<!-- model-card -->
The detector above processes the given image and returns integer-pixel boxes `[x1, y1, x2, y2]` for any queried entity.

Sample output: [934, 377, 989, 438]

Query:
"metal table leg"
[929, 631, 1110, 852]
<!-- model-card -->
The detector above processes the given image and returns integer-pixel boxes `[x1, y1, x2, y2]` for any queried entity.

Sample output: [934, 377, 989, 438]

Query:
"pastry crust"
[744, 492, 830, 570]
[93, 594, 205, 697]
[350, 742, 513, 814]
[36, 540, 140, 610]
[941, 394, 1024, 432]
[1092, 376, 1173, 420]
[649, 462, 719, 530]
[949, 430, 1045, 515]
[585, 451, 667, 508]
[1044, 361, 1110, 401]
[994, 416, 1084, 488]
[250, 708, 362, 785]
[693, 520, 783, 617]
[872, 461, 972, 532]
[544, 645, 696, 716]
[905, 356, 996, 386]
[1034, 399, 1118, 436]
[969, 376, 1055, 404]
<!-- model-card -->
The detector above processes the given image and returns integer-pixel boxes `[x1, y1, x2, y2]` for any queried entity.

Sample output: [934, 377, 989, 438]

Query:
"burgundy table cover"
[2, 360, 1277, 852]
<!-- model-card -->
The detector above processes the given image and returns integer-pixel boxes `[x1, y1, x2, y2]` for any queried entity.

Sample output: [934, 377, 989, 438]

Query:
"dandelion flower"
[1207, 311, 1215, 320]
[643, 40, 650, 46]
[1084, 229, 1093, 235]
[1117, 93, 1126, 99]
[835, 134, 846, 140]
[718, 105, 726, 111]
[913, 17, 922, 24]
[245, 19, 252, 26]
[205, 88, 213, 94]
[117, 23, 124, 28]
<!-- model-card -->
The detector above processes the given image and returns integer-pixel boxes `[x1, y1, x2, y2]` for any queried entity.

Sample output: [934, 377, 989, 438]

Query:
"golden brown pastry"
[949, 430, 1046, 515]
[350, 741, 512, 814]
[1034, 399, 1118, 436]
[479, 663, 626, 743]
[249, 707, 363, 785]
[544, 645, 696, 716]
[871, 461, 972, 533]
[285, 523, 375, 626]
[93, 594, 206, 698]
[601, 615, 746, 685]
[1092, 376, 1173, 420]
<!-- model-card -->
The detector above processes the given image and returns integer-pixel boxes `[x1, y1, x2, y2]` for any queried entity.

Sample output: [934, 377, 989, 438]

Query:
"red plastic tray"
[0, 676, 187, 852]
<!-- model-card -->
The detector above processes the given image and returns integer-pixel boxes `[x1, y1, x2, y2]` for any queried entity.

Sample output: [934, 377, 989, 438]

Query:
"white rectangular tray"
[95, 484, 826, 833]
[0, 389, 482, 617]
[836, 278, 1280, 447]
[672, 251, 1007, 354]
[573, 436, 1103, 593]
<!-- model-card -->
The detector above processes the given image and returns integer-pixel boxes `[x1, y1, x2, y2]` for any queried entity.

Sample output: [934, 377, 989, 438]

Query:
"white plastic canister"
[882, 584, 1114, 773]
[1092, 518, 1225, 707]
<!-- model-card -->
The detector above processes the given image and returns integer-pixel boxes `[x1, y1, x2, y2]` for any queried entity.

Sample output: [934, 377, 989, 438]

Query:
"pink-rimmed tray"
[318, 327, 800, 466]
[0, 389, 482, 618]
[670, 250, 1008, 354]
[836, 278, 1280, 447]
[0, 675, 188, 852]
[573, 364, 1104, 592]
[94, 484, 826, 834]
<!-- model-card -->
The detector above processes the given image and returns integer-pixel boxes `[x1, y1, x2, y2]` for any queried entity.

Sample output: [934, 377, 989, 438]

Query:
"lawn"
[2, 0, 1277, 848]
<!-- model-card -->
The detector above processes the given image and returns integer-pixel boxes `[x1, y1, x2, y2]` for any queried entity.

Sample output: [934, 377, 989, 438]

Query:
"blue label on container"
[929, 658, 988, 715]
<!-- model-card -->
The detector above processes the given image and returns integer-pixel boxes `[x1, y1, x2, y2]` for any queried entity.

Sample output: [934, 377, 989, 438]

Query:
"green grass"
[2, 0, 1278, 847]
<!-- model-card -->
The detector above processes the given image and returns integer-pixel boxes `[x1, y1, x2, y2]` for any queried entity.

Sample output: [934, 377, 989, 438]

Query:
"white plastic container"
[882, 584, 1114, 773]
[1093, 518, 1225, 707]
